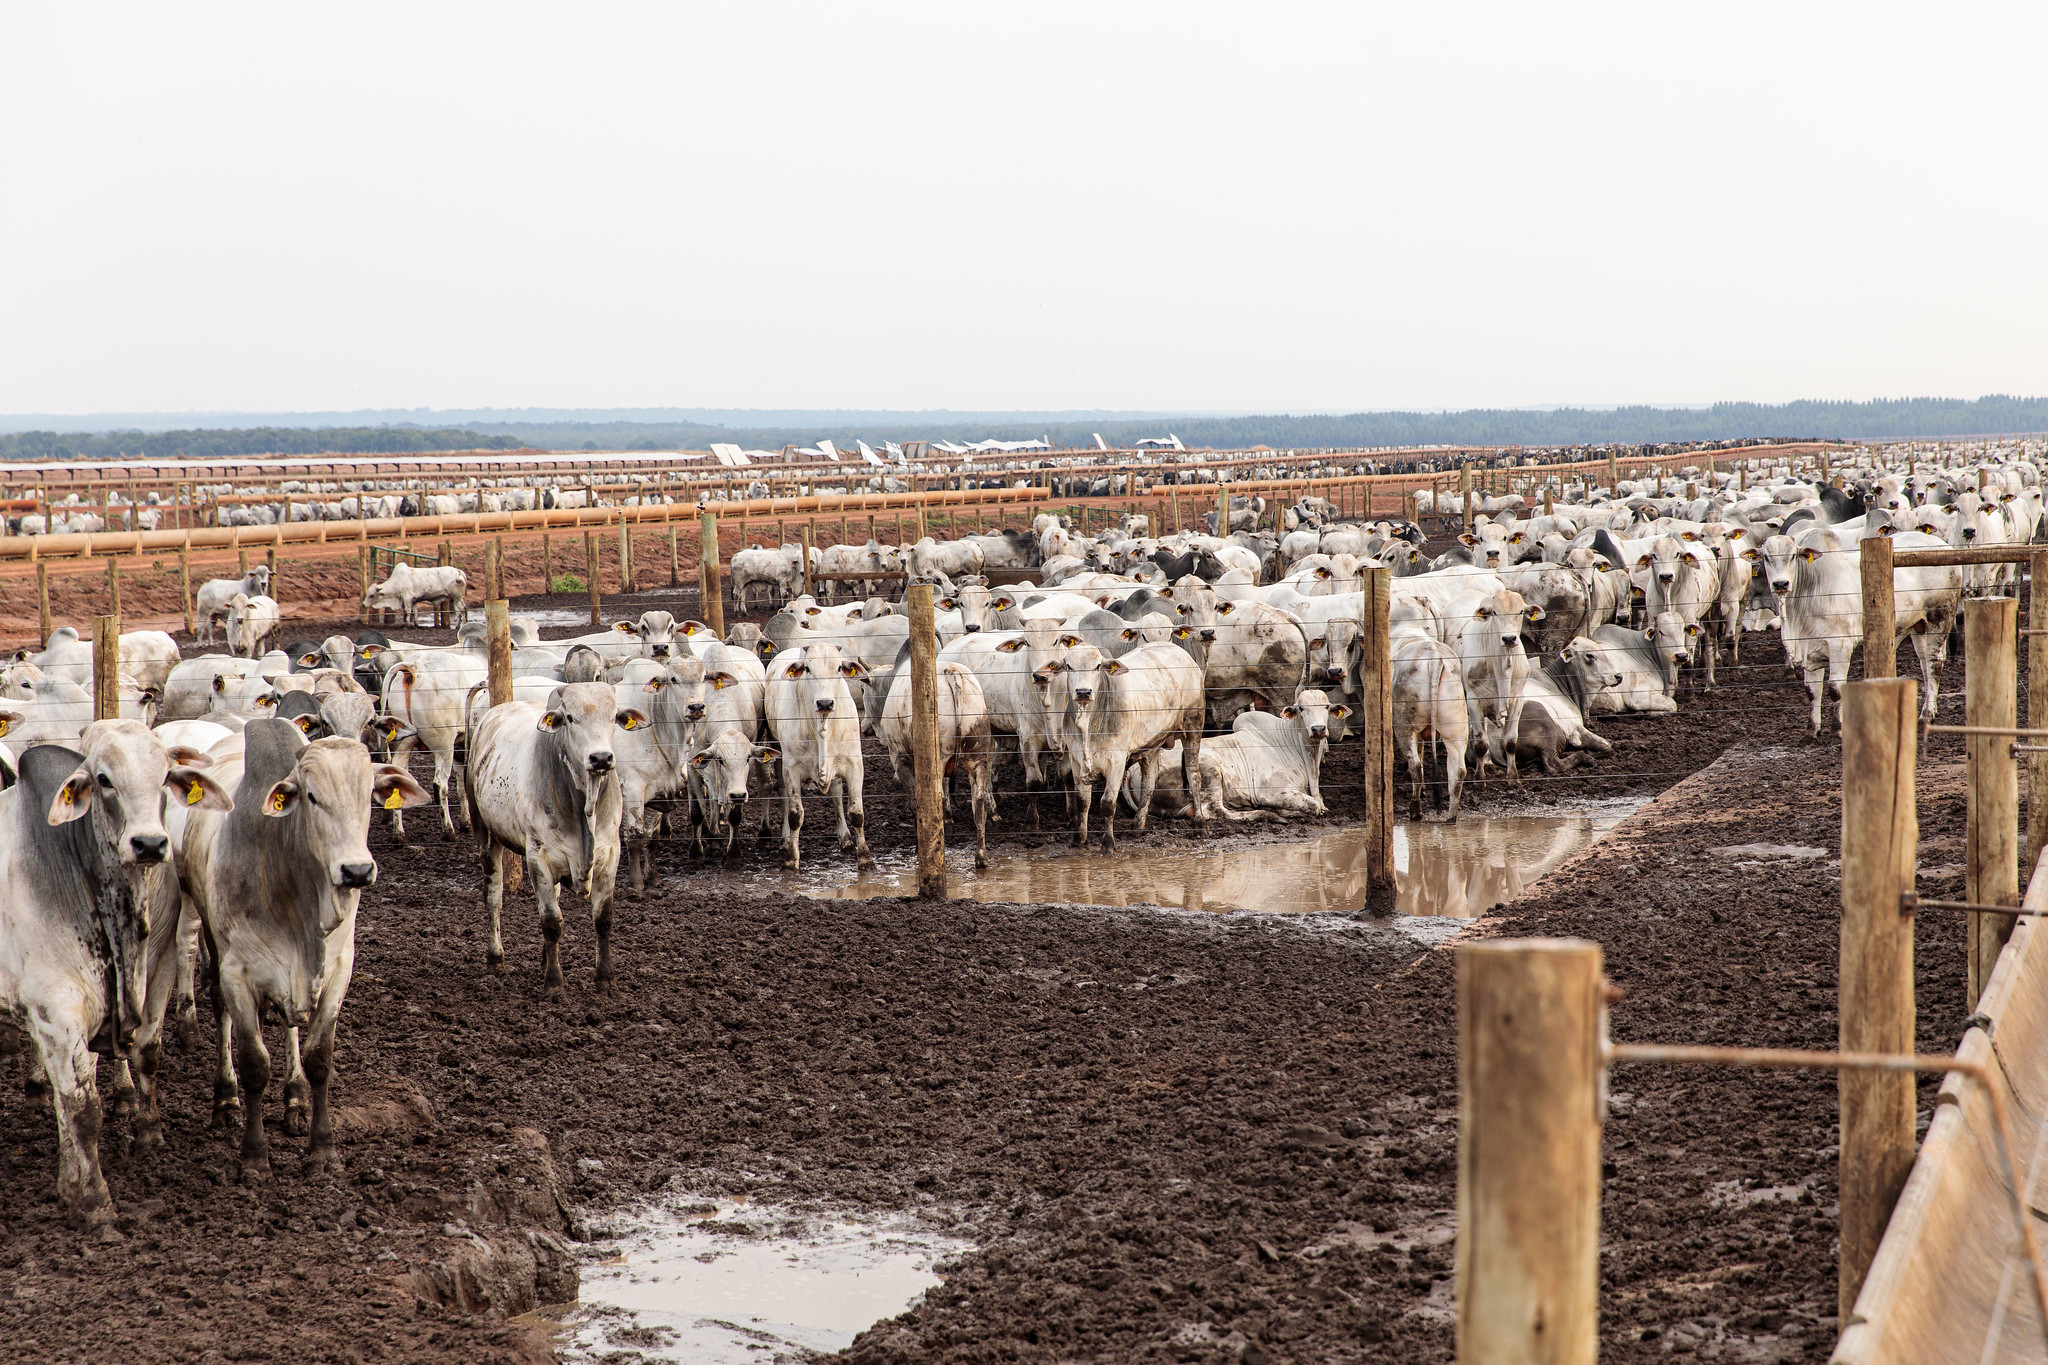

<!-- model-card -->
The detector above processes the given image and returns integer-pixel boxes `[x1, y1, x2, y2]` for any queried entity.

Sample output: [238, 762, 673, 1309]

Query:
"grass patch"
[549, 573, 586, 593]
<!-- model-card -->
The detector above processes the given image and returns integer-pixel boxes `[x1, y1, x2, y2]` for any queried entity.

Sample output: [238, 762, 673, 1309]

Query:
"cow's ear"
[1216, 602, 1234, 615]
[1173, 626, 1194, 640]
[261, 778, 301, 818]
[1686, 624, 1702, 637]
[937, 598, 958, 611]
[804, 606, 822, 616]
[848, 608, 863, 620]
[1740, 547, 1759, 560]
[1057, 634, 1084, 647]
[1634, 554, 1652, 570]
[164, 744, 211, 768]
[1474, 606, 1493, 620]
[1879, 524, 1897, 536]
[1458, 533, 1476, 546]
[291, 714, 319, 736]
[372, 766, 431, 810]
[782, 662, 808, 678]
[1643, 628, 1656, 641]
[1525, 604, 1543, 621]
[1309, 636, 1326, 649]
[612, 620, 638, 635]
[47, 768, 94, 825]
[536, 710, 563, 732]
[1101, 660, 1128, 675]
[995, 637, 1027, 653]
[1329, 704, 1352, 718]
[708, 671, 736, 690]
[0, 708, 24, 738]
[252, 693, 279, 711]
[616, 708, 651, 731]
[642, 676, 665, 693]
[168, 768, 232, 811]
[1281, 705, 1300, 719]
[1797, 548, 1820, 563]
[212, 674, 231, 694]
[690, 751, 713, 769]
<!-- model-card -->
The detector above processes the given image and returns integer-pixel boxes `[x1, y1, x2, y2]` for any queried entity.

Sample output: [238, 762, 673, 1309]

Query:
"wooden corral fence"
[1455, 552, 2048, 1362]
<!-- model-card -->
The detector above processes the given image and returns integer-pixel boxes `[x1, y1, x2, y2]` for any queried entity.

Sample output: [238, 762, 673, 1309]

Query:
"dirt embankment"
[0, 569, 2002, 1362]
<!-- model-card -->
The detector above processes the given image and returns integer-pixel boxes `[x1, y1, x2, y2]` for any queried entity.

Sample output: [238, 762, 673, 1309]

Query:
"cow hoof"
[70, 1198, 116, 1231]
[111, 1086, 138, 1120]
[440, 829, 457, 844]
[212, 1099, 242, 1129]
[171, 1014, 200, 1050]
[302, 1147, 338, 1178]
[283, 1097, 310, 1138]
[133, 1119, 165, 1150]
[974, 854, 989, 870]
[234, 1157, 273, 1185]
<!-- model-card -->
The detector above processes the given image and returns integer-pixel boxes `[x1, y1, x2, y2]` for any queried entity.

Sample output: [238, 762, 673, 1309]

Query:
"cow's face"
[537, 681, 647, 783]
[259, 738, 425, 901]
[690, 728, 769, 825]
[1283, 690, 1342, 742]
[649, 657, 710, 721]
[56, 722, 230, 871]
[634, 611, 679, 659]
[1744, 535, 1798, 597]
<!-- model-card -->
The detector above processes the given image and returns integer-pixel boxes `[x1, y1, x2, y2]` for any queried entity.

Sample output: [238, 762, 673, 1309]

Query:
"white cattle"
[877, 660, 995, 867]
[730, 545, 809, 611]
[225, 593, 282, 658]
[1570, 614, 1691, 715]
[468, 682, 647, 989]
[1457, 589, 1536, 772]
[194, 567, 272, 645]
[939, 619, 1073, 827]
[379, 651, 488, 838]
[361, 563, 469, 625]
[1391, 629, 1471, 820]
[763, 643, 874, 871]
[172, 719, 424, 1177]
[1047, 642, 1205, 850]
[909, 536, 986, 582]
[0, 724, 226, 1223]
[1158, 688, 1345, 822]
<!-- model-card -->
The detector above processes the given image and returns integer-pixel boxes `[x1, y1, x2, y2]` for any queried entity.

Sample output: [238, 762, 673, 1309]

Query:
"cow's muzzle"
[651, 644, 671, 658]
[1657, 572, 1675, 583]
[815, 699, 834, 714]
[1963, 528, 1977, 540]
[1771, 579, 1790, 593]
[964, 624, 981, 633]
[686, 703, 706, 718]
[1309, 725, 1328, 739]
[587, 752, 615, 773]
[337, 861, 376, 889]
[129, 834, 169, 864]
[1073, 688, 1094, 702]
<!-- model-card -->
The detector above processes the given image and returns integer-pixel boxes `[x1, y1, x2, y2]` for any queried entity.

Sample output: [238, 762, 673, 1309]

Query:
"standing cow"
[0, 724, 227, 1222]
[467, 682, 648, 991]
[763, 643, 875, 872]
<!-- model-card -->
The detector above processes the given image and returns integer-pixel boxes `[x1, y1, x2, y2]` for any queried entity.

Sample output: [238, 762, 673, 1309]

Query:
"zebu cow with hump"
[1048, 642, 1205, 850]
[467, 682, 648, 991]
[763, 643, 875, 872]
[174, 719, 426, 1178]
[0, 724, 227, 1223]
[938, 619, 1073, 828]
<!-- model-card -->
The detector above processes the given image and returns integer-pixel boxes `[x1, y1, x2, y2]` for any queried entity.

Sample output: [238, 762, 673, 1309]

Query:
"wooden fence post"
[37, 561, 50, 646]
[618, 511, 633, 595]
[1838, 677, 1920, 1319]
[585, 531, 601, 629]
[105, 558, 120, 618]
[698, 512, 724, 638]
[800, 524, 814, 601]
[434, 541, 451, 629]
[1363, 565, 1394, 911]
[669, 525, 680, 588]
[1456, 938, 1602, 1365]
[908, 582, 946, 899]
[1965, 595, 2019, 1008]
[485, 538, 502, 604]
[180, 544, 194, 635]
[92, 614, 121, 722]
[1859, 534, 1894, 678]
[1607, 449, 1619, 497]
[2030, 550, 2048, 876]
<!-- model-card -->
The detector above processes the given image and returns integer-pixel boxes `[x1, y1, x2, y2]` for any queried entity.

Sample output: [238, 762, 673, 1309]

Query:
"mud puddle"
[557, 1196, 971, 1363]
[700, 803, 1639, 916]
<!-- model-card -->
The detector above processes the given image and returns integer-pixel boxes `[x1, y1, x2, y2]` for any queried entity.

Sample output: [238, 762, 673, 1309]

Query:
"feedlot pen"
[0, 538, 2005, 1365]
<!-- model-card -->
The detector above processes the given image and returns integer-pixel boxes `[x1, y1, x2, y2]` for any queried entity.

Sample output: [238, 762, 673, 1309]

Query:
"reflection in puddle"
[699, 806, 1636, 917]
[560, 1196, 970, 1364]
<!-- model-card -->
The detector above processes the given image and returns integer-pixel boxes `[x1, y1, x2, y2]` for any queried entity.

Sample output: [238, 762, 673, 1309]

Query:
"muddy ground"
[0, 568, 2002, 1363]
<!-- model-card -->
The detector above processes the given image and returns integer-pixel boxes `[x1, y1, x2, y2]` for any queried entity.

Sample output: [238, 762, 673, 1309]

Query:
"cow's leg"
[971, 758, 992, 870]
[781, 778, 805, 871]
[27, 1007, 113, 1227]
[170, 896, 201, 1048]
[1913, 625, 1942, 720]
[1071, 766, 1093, 847]
[847, 770, 873, 870]
[591, 859, 618, 990]
[535, 861, 567, 994]
[1100, 762, 1125, 852]
[1802, 656, 1828, 739]
[1405, 730, 1425, 821]
[482, 838, 508, 968]
[833, 776, 854, 851]
[301, 1027, 338, 1176]
[281, 1026, 309, 1136]
[221, 980, 272, 1179]
[435, 747, 458, 841]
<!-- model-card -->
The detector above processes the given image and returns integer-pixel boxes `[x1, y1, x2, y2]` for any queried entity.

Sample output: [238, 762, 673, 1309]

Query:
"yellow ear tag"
[0, 719, 8, 737]
[383, 788, 403, 810]
[186, 780, 204, 806]
[60, 786, 75, 807]
[268, 791, 288, 814]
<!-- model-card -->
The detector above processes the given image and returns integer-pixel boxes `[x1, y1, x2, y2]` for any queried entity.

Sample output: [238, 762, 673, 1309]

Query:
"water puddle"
[702, 804, 1638, 916]
[558, 1196, 971, 1363]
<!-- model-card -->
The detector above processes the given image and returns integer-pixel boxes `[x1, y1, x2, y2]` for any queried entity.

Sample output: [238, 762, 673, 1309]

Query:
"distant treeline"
[3, 396, 2043, 460]
[0, 426, 525, 460]
[454, 395, 2048, 452]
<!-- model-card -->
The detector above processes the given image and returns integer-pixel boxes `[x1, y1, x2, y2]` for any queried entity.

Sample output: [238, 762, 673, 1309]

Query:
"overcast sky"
[2, 4, 2042, 417]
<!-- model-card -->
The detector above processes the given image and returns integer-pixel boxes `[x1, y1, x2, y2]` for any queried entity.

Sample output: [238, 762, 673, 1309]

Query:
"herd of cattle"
[0, 443, 2039, 1228]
